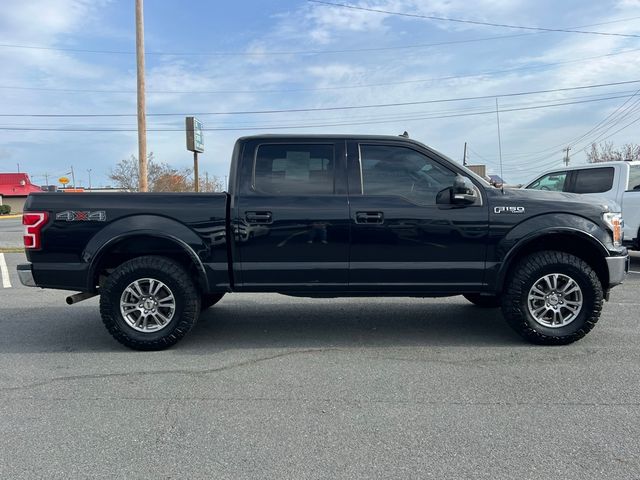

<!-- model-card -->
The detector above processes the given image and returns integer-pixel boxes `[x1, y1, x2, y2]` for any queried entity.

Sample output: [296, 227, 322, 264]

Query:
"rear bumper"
[606, 255, 629, 287]
[17, 263, 36, 287]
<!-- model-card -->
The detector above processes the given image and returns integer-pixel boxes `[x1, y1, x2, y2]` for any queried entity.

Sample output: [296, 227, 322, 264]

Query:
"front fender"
[84, 215, 210, 291]
[491, 213, 611, 291]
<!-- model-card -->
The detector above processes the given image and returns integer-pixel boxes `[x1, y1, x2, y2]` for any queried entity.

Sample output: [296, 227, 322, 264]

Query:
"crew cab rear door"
[346, 140, 489, 293]
[234, 139, 350, 290]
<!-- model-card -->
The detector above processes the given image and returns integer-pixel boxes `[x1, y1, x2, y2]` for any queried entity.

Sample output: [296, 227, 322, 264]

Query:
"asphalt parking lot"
[1, 249, 639, 479]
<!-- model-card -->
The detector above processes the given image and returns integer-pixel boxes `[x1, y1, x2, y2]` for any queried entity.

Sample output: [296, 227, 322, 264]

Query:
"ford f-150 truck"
[18, 134, 629, 350]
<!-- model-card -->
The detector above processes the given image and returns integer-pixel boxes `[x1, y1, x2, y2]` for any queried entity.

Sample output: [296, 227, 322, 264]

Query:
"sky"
[0, 0, 639, 187]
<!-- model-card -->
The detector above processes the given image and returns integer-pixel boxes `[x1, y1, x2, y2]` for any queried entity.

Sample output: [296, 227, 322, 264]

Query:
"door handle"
[245, 211, 273, 224]
[355, 211, 384, 224]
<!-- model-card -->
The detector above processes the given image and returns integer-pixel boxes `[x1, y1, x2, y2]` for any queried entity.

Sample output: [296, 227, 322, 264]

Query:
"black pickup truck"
[19, 134, 628, 350]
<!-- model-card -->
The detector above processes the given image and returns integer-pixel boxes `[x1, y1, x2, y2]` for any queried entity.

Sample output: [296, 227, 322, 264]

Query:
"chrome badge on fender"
[494, 206, 525, 214]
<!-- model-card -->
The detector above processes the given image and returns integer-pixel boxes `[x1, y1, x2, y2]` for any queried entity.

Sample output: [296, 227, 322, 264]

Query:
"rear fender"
[84, 215, 210, 292]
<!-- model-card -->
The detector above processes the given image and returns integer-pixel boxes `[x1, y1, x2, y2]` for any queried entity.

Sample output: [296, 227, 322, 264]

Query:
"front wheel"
[100, 256, 201, 350]
[502, 250, 603, 345]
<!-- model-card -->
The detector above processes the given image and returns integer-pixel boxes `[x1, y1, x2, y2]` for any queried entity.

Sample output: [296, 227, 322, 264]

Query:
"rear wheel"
[100, 256, 200, 350]
[502, 250, 603, 345]
[463, 293, 501, 308]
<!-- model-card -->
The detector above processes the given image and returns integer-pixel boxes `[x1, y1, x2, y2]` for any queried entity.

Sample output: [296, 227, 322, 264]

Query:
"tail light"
[23, 212, 49, 249]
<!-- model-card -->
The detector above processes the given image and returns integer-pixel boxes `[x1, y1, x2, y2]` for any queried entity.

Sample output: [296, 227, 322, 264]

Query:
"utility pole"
[563, 146, 571, 167]
[462, 142, 468, 166]
[135, 0, 148, 192]
[87, 169, 92, 190]
[70, 166, 76, 188]
[44, 173, 49, 185]
[17, 163, 20, 173]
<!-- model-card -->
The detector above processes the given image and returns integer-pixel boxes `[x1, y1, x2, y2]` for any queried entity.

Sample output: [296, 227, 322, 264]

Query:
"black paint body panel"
[22, 134, 627, 296]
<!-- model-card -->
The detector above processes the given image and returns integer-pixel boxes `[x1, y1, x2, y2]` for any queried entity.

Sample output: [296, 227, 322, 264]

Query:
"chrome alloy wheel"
[527, 273, 583, 328]
[119, 278, 176, 333]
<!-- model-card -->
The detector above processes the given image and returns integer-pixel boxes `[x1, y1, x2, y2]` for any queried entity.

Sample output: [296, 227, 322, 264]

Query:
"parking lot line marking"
[0, 253, 11, 288]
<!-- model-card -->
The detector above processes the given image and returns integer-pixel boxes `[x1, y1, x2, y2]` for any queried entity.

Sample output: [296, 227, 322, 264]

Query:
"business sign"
[58, 177, 70, 185]
[186, 116, 204, 153]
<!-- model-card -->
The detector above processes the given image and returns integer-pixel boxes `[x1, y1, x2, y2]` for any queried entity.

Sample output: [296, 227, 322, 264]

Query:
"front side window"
[627, 165, 640, 190]
[254, 144, 334, 195]
[572, 167, 614, 194]
[526, 171, 568, 192]
[357, 145, 458, 206]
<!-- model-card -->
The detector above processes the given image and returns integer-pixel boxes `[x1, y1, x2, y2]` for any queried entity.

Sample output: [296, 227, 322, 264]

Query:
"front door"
[347, 141, 489, 293]
[235, 140, 350, 291]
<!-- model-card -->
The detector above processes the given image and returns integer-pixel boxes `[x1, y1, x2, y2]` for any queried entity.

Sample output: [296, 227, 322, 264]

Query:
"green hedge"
[0, 205, 11, 215]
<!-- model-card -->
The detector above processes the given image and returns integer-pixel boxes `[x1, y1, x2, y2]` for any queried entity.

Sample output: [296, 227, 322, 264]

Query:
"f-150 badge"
[56, 210, 107, 222]
[494, 206, 525, 214]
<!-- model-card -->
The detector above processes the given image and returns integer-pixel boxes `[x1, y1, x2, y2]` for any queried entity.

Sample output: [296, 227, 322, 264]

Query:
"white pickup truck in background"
[524, 161, 640, 250]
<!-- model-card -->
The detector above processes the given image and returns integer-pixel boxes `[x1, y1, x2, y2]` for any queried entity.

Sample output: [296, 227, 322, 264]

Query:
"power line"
[1, 79, 639, 118]
[3, 89, 633, 129]
[308, 1, 640, 39]
[568, 91, 640, 151]
[2, 48, 638, 96]
[0, 92, 636, 132]
[496, 92, 640, 162]
[2, 14, 638, 58]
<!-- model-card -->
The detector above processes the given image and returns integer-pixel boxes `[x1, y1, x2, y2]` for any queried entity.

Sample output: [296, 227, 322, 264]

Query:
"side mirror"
[437, 175, 477, 205]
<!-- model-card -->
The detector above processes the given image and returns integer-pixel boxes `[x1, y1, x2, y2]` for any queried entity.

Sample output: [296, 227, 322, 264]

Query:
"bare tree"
[153, 171, 192, 192]
[199, 173, 225, 192]
[587, 142, 640, 163]
[109, 154, 224, 192]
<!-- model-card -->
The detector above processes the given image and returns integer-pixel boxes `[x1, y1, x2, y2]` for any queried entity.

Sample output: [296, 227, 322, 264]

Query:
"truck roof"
[535, 161, 640, 174]
[237, 133, 425, 144]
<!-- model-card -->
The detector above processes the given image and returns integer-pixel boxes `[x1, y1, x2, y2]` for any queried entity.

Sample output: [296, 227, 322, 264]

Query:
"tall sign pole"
[135, 0, 148, 192]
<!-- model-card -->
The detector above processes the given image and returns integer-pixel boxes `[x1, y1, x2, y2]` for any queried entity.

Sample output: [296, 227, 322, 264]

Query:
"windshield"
[628, 165, 640, 190]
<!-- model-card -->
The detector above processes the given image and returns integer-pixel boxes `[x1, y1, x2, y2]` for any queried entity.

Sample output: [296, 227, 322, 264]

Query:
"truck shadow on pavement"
[186, 300, 523, 352]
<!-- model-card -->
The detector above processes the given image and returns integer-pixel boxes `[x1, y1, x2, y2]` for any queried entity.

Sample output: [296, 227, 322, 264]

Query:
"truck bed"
[25, 192, 229, 291]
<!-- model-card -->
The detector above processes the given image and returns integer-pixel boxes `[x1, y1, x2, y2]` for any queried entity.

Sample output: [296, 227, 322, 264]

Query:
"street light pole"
[135, 0, 148, 192]
[87, 169, 92, 190]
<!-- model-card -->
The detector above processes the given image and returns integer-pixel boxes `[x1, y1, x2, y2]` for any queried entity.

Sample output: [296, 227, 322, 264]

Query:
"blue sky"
[1, 0, 639, 187]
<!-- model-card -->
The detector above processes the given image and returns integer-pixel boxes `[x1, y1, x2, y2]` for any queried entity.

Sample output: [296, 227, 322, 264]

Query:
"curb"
[0, 214, 22, 220]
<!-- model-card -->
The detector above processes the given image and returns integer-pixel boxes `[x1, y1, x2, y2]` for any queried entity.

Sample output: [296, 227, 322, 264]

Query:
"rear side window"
[253, 144, 335, 195]
[572, 167, 614, 194]
[526, 171, 568, 192]
[628, 165, 640, 190]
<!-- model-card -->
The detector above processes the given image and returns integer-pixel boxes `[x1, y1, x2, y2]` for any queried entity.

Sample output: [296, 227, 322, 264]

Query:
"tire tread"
[501, 250, 603, 345]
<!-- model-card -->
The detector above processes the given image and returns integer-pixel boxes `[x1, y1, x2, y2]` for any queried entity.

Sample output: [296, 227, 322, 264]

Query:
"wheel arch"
[496, 229, 610, 293]
[85, 216, 210, 293]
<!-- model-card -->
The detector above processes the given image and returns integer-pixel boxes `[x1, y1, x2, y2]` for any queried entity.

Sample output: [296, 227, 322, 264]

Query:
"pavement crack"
[0, 347, 336, 393]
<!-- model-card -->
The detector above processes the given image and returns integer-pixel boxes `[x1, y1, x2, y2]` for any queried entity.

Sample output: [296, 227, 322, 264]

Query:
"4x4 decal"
[55, 210, 107, 222]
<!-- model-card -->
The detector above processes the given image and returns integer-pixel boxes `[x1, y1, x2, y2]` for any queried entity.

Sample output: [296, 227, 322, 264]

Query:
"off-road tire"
[201, 293, 225, 310]
[100, 256, 200, 350]
[502, 250, 603, 345]
[463, 293, 501, 308]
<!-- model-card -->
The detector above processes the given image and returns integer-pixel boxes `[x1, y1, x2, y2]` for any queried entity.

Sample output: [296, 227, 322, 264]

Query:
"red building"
[0, 173, 42, 214]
